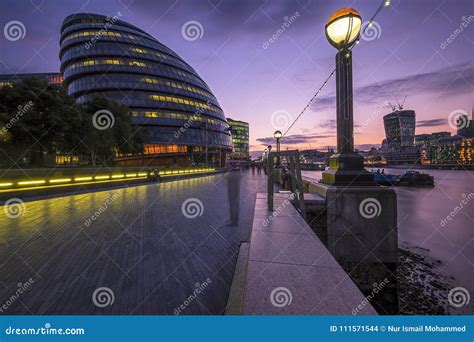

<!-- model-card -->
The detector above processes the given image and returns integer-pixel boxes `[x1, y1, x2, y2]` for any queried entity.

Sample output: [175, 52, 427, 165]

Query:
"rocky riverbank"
[398, 243, 453, 314]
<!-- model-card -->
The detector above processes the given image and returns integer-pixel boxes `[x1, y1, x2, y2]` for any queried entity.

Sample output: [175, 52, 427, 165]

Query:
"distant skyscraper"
[383, 110, 416, 149]
[227, 119, 249, 159]
[382, 109, 418, 164]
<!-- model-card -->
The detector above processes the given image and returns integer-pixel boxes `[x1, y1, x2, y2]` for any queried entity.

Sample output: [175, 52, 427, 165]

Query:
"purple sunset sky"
[0, 0, 472, 154]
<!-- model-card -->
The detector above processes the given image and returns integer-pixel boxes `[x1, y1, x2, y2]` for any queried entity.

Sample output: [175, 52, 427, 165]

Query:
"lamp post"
[274, 130, 282, 165]
[321, 7, 373, 185]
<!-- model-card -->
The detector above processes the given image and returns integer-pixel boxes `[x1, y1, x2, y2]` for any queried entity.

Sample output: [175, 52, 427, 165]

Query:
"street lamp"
[321, 7, 373, 185]
[274, 130, 282, 164]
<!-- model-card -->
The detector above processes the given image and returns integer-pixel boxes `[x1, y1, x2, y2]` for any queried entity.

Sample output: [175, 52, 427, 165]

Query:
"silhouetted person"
[226, 169, 241, 226]
[151, 169, 162, 182]
[281, 166, 291, 190]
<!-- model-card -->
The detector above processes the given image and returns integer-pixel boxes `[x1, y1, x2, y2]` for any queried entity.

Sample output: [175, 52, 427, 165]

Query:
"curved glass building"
[60, 13, 232, 166]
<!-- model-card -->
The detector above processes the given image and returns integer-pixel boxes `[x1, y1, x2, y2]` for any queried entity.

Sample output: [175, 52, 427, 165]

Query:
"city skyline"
[1, 0, 472, 153]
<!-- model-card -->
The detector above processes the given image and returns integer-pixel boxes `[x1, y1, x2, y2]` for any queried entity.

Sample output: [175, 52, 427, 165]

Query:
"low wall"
[304, 179, 399, 314]
[0, 167, 223, 202]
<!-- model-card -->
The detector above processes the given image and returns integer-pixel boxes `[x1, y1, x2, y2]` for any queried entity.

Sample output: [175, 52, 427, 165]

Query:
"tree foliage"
[0, 77, 143, 167]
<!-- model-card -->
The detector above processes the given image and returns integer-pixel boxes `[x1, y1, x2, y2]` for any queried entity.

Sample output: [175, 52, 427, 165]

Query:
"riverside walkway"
[0, 170, 266, 314]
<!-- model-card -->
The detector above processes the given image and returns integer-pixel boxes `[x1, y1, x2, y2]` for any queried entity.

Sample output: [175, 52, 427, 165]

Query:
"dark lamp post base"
[321, 153, 374, 185]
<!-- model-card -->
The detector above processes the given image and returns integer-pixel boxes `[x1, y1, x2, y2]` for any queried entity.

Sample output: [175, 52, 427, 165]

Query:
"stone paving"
[0, 169, 267, 315]
[242, 194, 377, 315]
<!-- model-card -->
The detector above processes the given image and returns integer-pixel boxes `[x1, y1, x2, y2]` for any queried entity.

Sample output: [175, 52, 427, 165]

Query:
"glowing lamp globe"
[325, 8, 362, 50]
[274, 130, 282, 140]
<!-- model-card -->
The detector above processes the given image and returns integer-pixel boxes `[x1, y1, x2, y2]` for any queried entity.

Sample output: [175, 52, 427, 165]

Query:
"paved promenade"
[0, 170, 267, 314]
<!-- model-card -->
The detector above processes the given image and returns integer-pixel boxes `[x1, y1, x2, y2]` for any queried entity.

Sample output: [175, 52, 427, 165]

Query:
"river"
[302, 168, 474, 314]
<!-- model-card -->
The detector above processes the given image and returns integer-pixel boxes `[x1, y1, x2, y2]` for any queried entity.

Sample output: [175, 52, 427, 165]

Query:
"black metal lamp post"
[322, 7, 373, 185]
[274, 130, 282, 165]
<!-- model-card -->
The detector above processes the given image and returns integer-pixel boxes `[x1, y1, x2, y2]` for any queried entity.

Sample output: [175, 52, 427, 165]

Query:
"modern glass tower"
[383, 110, 416, 149]
[382, 109, 419, 164]
[227, 119, 249, 159]
[59, 13, 232, 166]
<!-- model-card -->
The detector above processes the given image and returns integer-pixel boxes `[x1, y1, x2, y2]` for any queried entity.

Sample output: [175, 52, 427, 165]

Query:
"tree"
[0, 77, 81, 167]
[77, 95, 143, 166]
[0, 78, 143, 167]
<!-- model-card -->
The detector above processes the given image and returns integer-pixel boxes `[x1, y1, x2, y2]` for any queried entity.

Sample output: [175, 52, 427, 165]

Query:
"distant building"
[227, 119, 249, 159]
[457, 113, 474, 138]
[383, 110, 416, 149]
[413, 131, 473, 166]
[0, 73, 63, 88]
[414, 134, 431, 146]
[430, 131, 451, 141]
[382, 109, 419, 164]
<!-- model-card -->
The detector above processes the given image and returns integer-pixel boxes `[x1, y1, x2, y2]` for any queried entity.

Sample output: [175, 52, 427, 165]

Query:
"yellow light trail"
[74, 177, 93, 181]
[49, 178, 72, 183]
[18, 180, 46, 186]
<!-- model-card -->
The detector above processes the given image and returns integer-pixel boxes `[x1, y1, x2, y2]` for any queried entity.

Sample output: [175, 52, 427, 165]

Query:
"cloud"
[256, 133, 334, 145]
[318, 119, 336, 129]
[416, 118, 446, 127]
[315, 119, 362, 130]
[310, 61, 474, 112]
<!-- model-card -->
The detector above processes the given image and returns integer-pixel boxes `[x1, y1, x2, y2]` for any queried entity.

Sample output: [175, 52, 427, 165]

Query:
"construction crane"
[388, 95, 408, 112]
[396, 95, 408, 110]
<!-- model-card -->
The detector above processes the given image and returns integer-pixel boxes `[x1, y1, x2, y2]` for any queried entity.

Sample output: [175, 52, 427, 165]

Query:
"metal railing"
[266, 150, 306, 219]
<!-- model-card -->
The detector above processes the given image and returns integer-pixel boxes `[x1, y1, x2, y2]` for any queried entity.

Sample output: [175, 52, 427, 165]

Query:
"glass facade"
[382, 110, 418, 164]
[227, 118, 249, 159]
[383, 110, 416, 150]
[60, 13, 232, 166]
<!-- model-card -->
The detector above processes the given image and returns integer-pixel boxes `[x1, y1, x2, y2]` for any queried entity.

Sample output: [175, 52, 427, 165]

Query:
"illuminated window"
[129, 61, 146, 67]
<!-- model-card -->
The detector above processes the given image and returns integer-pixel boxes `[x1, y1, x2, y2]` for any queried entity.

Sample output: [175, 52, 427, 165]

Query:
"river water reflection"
[302, 168, 474, 313]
